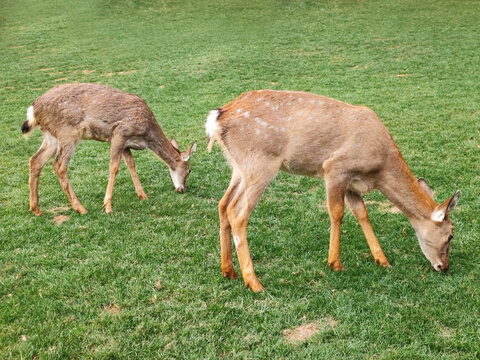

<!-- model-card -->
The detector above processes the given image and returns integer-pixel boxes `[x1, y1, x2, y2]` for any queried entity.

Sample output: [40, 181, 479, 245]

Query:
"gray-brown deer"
[22, 83, 197, 215]
[206, 90, 460, 292]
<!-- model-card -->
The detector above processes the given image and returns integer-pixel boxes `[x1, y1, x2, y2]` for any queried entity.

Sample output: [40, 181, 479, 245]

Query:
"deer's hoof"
[376, 258, 392, 268]
[244, 275, 264, 293]
[222, 267, 238, 279]
[76, 207, 88, 215]
[328, 260, 345, 271]
[31, 207, 43, 216]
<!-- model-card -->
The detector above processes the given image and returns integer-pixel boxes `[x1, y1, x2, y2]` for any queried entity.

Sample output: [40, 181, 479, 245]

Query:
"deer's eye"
[447, 235, 453, 242]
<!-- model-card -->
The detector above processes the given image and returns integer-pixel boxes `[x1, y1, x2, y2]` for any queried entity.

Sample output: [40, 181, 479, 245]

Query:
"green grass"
[1, 0, 479, 358]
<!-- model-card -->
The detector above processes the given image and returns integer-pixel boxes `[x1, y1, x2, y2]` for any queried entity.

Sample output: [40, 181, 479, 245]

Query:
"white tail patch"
[27, 105, 35, 122]
[206, 109, 220, 152]
[23, 105, 37, 139]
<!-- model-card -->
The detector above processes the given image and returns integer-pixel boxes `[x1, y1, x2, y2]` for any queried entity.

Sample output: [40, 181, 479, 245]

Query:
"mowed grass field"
[1, 0, 479, 358]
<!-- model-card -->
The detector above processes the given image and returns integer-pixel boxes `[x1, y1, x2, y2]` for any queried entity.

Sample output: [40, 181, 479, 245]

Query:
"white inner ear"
[170, 139, 179, 150]
[431, 210, 445, 222]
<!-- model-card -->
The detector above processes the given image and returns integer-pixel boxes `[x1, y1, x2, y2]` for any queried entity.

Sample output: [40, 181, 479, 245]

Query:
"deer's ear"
[431, 190, 461, 222]
[182, 141, 197, 161]
[445, 190, 461, 215]
[170, 138, 179, 150]
[418, 178, 434, 199]
[189, 141, 197, 154]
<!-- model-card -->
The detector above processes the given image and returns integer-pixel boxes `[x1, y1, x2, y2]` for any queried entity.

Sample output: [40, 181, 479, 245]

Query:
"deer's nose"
[176, 187, 185, 193]
[434, 262, 448, 273]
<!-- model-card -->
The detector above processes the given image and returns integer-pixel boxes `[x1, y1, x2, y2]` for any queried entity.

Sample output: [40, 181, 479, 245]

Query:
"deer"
[21, 83, 197, 216]
[206, 90, 460, 292]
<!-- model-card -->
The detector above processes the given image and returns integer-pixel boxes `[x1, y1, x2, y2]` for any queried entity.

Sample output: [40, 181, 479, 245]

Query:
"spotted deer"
[22, 83, 197, 215]
[206, 90, 460, 292]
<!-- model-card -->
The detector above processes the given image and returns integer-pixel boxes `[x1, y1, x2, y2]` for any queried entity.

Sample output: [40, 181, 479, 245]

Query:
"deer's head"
[169, 139, 197, 193]
[414, 179, 460, 272]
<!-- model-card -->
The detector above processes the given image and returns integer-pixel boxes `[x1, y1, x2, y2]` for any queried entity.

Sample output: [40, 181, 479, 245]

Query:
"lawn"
[1, 0, 479, 358]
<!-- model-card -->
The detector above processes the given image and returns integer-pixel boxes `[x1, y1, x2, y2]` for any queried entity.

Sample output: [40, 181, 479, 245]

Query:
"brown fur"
[207, 90, 459, 292]
[24, 83, 196, 215]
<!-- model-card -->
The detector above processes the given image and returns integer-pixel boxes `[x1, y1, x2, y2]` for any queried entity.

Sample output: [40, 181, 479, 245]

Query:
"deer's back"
[217, 90, 395, 178]
[33, 83, 156, 142]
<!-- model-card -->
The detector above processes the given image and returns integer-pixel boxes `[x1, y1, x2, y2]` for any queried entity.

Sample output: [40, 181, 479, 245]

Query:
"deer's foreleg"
[123, 148, 147, 200]
[324, 168, 349, 271]
[103, 138, 125, 213]
[345, 190, 390, 267]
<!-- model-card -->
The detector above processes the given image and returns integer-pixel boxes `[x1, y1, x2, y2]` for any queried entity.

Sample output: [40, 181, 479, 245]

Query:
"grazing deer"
[206, 90, 460, 292]
[22, 83, 197, 215]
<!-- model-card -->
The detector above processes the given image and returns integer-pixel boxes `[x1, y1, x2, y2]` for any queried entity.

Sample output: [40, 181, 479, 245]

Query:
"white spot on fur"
[273, 105, 280, 111]
[233, 236, 240, 249]
[205, 109, 219, 138]
[254, 117, 267, 126]
[265, 101, 270, 106]
[298, 97, 303, 102]
[256, 129, 261, 135]
[235, 108, 243, 114]
[255, 97, 263, 103]
[242, 111, 250, 118]
[309, 99, 316, 104]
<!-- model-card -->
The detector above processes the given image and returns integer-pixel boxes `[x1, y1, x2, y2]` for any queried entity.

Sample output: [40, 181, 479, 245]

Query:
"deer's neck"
[148, 123, 181, 169]
[377, 152, 437, 222]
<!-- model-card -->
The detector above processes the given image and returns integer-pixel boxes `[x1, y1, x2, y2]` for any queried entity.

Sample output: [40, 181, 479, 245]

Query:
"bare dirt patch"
[53, 215, 70, 226]
[103, 303, 122, 315]
[102, 70, 137, 77]
[47, 206, 70, 214]
[283, 317, 336, 345]
[365, 200, 400, 214]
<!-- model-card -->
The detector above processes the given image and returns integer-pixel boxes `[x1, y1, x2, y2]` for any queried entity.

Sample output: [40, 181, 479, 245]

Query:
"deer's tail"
[21, 104, 37, 138]
[205, 108, 221, 152]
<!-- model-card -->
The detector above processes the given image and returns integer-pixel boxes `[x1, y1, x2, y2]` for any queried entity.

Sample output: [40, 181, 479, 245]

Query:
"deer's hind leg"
[29, 132, 58, 216]
[52, 138, 87, 214]
[219, 170, 241, 279]
[227, 164, 278, 292]
[345, 190, 390, 267]
[123, 148, 147, 200]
